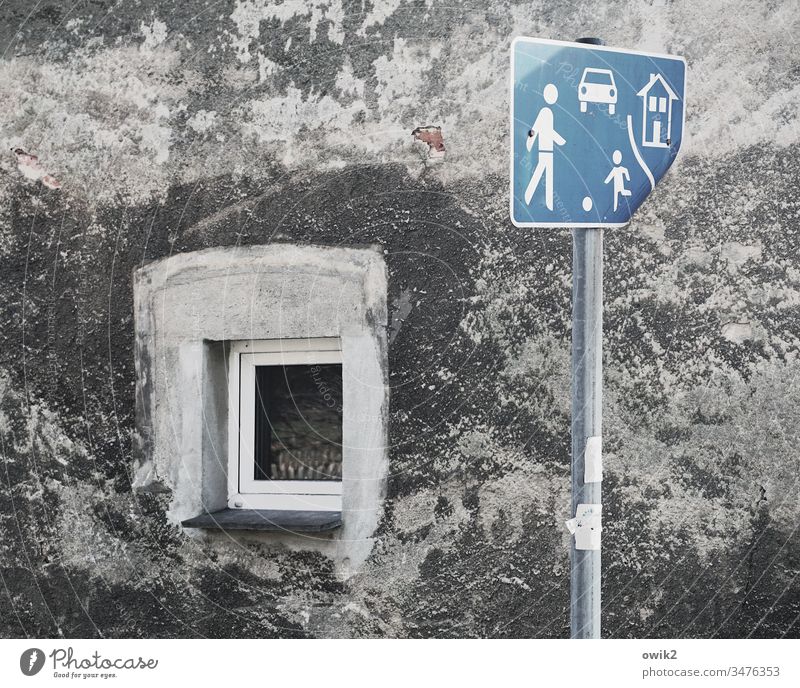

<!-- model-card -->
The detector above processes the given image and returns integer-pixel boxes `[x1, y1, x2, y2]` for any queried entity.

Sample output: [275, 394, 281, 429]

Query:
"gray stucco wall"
[1, 0, 799, 638]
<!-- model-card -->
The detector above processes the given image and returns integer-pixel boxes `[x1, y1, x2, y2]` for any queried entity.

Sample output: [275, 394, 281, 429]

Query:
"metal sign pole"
[511, 33, 685, 638]
[570, 227, 603, 639]
[569, 35, 604, 641]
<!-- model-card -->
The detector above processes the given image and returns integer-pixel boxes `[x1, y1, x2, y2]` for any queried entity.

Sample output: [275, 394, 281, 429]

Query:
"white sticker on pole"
[565, 504, 602, 550]
[584, 436, 602, 483]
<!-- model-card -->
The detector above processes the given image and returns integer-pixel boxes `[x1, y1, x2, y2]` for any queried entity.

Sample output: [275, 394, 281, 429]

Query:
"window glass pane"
[659, 97, 667, 112]
[254, 364, 343, 481]
[649, 96, 657, 111]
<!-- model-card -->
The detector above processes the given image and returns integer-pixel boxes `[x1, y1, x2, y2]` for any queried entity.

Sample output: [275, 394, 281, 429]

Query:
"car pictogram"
[578, 68, 617, 114]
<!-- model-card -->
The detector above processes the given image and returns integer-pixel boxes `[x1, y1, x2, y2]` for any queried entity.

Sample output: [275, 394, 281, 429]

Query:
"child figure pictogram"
[604, 150, 632, 212]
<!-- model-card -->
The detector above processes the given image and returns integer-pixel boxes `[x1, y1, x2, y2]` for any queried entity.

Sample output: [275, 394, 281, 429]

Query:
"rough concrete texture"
[1, 0, 799, 638]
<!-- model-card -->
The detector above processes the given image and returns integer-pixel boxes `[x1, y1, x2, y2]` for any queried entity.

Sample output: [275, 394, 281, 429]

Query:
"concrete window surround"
[132, 244, 388, 574]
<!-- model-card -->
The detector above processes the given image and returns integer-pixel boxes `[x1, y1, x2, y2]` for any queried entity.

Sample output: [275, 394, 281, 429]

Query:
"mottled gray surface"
[1, 0, 799, 638]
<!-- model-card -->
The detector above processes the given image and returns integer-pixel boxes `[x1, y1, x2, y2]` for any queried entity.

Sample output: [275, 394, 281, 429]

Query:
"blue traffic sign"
[510, 37, 686, 227]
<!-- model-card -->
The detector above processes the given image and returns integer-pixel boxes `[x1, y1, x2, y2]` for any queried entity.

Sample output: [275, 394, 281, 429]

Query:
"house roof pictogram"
[636, 73, 679, 100]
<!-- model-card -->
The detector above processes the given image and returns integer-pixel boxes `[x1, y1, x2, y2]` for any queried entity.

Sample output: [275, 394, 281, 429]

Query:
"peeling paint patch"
[412, 126, 445, 159]
[334, 58, 365, 100]
[720, 241, 762, 273]
[389, 289, 414, 344]
[187, 110, 217, 134]
[498, 575, 532, 591]
[0, 43, 186, 204]
[721, 321, 754, 343]
[241, 86, 363, 157]
[140, 19, 169, 55]
[12, 148, 61, 189]
[139, 123, 172, 164]
[257, 53, 279, 83]
[374, 38, 441, 114]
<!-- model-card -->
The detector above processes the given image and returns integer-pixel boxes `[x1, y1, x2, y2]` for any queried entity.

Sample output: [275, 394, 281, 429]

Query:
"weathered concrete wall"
[1, 0, 799, 638]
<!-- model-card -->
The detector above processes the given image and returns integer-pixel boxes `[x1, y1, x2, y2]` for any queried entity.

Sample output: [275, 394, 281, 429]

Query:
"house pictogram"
[636, 73, 679, 148]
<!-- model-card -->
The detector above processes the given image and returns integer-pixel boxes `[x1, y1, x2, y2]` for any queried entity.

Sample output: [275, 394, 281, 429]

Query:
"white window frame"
[227, 338, 343, 512]
[658, 96, 667, 113]
[649, 95, 657, 111]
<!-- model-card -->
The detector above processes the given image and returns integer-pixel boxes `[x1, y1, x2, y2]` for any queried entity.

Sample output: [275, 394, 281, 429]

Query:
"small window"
[658, 97, 667, 112]
[649, 96, 657, 111]
[228, 338, 343, 511]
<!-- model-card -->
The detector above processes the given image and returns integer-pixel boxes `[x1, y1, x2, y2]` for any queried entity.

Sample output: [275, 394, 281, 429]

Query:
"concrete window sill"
[181, 508, 342, 533]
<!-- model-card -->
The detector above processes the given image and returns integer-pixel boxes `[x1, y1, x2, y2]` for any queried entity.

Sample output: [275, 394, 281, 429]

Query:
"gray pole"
[570, 227, 603, 638]
[570, 36, 604, 640]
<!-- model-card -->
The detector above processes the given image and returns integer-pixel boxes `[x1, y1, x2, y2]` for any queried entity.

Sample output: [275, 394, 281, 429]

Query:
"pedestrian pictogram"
[524, 83, 567, 210]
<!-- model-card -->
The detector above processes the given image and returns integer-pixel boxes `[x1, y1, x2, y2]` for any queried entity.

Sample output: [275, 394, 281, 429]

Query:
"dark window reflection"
[254, 364, 343, 481]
